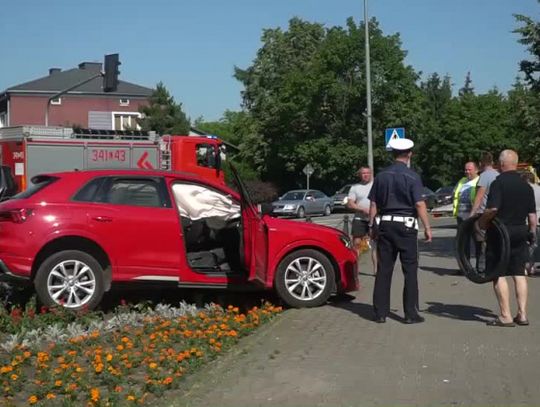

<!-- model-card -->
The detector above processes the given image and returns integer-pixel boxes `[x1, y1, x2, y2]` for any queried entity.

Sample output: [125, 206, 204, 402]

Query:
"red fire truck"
[0, 126, 225, 198]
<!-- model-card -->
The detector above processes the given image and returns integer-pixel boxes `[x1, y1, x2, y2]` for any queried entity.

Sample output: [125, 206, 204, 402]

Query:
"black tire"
[34, 250, 105, 311]
[274, 249, 335, 308]
[297, 206, 306, 218]
[324, 205, 332, 216]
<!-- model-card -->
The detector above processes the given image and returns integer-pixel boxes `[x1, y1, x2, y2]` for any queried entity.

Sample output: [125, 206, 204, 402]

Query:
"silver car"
[272, 189, 334, 218]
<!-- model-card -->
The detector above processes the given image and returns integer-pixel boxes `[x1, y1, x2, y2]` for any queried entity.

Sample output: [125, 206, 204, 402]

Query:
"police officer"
[368, 138, 432, 324]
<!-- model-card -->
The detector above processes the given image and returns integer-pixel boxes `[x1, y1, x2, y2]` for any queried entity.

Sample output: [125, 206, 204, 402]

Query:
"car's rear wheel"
[297, 206, 305, 218]
[34, 250, 104, 311]
[274, 249, 335, 308]
[324, 205, 332, 216]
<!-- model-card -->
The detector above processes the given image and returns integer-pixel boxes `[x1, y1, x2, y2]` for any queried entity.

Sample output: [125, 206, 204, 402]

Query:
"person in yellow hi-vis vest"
[453, 161, 480, 272]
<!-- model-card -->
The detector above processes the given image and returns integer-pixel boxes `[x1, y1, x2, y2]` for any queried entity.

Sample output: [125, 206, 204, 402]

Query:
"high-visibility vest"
[452, 176, 479, 217]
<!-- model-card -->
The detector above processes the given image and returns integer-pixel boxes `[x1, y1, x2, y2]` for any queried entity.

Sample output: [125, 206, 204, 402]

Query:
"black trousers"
[373, 221, 419, 318]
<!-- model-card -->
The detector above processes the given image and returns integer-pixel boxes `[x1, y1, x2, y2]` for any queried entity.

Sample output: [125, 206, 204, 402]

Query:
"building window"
[0, 112, 6, 128]
[50, 97, 62, 105]
[113, 113, 141, 130]
[119, 98, 130, 106]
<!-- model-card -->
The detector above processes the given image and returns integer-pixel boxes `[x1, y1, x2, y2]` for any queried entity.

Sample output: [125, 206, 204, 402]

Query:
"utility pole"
[364, 0, 374, 172]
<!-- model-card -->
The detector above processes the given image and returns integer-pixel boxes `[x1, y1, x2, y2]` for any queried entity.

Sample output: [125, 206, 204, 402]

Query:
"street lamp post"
[364, 0, 374, 171]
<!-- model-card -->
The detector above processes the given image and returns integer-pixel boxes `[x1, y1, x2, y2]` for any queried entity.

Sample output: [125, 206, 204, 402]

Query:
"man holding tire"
[478, 150, 537, 327]
[368, 138, 432, 324]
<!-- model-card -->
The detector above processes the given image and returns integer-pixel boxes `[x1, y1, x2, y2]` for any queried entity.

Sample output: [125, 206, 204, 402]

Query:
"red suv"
[0, 168, 358, 310]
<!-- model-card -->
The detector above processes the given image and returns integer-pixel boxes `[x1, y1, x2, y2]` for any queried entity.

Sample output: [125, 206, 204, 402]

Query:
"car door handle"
[92, 216, 113, 222]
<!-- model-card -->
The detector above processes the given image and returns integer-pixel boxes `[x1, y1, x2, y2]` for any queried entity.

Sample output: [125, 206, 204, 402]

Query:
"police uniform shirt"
[368, 162, 424, 216]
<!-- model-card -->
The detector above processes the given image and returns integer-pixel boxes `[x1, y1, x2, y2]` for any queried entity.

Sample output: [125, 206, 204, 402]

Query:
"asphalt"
[165, 216, 540, 407]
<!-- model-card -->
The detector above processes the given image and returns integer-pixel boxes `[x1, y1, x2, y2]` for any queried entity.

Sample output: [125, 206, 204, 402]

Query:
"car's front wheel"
[34, 250, 104, 311]
[274, 249, 335, 308]
[296, 206, 305, 218]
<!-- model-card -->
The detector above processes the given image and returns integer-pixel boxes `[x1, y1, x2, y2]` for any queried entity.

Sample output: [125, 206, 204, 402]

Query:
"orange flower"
[149, 362, 158, 369]
[228, 330, 238, 337]
[55, 380, 62, 387]
[116, 345, 124, 352]
[106, 354, 113, 362]
[0, 366, 13, 374]
[46, 393, 56, 400]
[95, 363, 104, 373]
[28, 395, 38, 404]
[126, 394, 136, 401]
[114, 385, 123, 393]
[90, 388, 100, 402]
[23, 351, 31, 358]
[162, 377, 173, 385]
[10, 374, 18, 381]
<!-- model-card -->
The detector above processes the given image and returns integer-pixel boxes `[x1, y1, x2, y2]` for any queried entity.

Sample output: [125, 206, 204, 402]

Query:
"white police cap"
[388, 138, 414, 151]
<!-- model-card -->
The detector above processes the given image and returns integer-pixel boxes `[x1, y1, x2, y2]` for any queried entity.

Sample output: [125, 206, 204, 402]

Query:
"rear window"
[10, 176, 58, 200]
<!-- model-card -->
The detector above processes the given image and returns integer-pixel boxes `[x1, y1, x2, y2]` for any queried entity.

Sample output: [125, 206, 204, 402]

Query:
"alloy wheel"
[47, 260, 97, 308]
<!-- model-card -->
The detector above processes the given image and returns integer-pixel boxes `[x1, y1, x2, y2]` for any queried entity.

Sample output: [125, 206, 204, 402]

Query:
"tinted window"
[338, 185, 351, 194]
[11, 176, 58, 200]
[72, 177, 107, 202]
[313, 191, 326, 199]
[104, 179, 162, 207]
[282, 191, 306, 200]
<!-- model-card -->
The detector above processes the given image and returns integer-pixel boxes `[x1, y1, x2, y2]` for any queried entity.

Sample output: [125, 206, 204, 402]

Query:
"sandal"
[486, 318, 515, 327]
[513, 317, 530, 326]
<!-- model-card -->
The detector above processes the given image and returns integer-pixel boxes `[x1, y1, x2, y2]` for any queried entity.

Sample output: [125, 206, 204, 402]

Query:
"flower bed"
[0, 298, 282, 406]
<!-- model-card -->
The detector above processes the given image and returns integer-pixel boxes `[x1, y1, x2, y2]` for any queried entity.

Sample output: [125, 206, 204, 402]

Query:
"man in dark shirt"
[479, 149, 537, 327]
[368, 138, 432, 324]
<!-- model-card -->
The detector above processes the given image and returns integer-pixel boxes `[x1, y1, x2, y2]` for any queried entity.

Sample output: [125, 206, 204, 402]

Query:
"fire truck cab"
[0, 126, 225, 200]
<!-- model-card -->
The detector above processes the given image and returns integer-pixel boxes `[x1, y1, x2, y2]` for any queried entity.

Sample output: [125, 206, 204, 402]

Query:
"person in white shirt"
[346, 166, 376, 274]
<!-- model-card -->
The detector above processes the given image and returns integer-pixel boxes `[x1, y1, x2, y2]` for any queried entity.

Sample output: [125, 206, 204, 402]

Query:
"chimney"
[78, 62, 102, 72]
[49, 68, 61, 75]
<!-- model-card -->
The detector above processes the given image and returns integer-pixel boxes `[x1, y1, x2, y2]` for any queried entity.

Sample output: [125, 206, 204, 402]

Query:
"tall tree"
[234, 17, 423, 191]
[138, 82, 190, 135]
[459, 71, 475, 97]
[512, 4, 540, 164]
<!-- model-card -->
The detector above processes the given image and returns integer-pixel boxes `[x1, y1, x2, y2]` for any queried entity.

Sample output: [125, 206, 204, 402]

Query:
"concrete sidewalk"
[167, 220, 540, 407]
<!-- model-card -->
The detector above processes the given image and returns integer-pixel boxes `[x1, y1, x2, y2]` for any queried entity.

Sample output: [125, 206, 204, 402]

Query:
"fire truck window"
[196, 144, 216, 169]
[105, 179, 162, 207]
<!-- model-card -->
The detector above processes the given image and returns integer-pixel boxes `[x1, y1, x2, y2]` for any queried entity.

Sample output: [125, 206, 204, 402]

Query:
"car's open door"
[228, 163, 268, 285]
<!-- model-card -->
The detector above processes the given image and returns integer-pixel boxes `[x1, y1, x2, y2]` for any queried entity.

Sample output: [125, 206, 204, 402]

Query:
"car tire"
[274, 249, 335, 308]
[34, 250, 105, 311]
[324, 205, 332, 216]
[297, 206, 305, 218]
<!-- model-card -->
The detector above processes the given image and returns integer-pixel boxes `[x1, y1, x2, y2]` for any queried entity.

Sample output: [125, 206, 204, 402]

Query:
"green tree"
[234, 17, 423, 192]
[512, 4, 540, 164]
[138, 82, 190, 135]
[459, 71, 475, 97]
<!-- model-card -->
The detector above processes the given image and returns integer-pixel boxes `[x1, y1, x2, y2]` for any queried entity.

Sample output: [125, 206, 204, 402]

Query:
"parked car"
[434, 186, 454, 206]
[0, 168, 358, 310]
[272, 189, 334, 218]
[331, 184, 354, 211]
[422, 187, 437, 210]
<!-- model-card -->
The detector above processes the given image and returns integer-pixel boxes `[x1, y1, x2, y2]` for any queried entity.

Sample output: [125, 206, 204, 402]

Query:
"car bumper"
[337, 249, 360, 292]
[0, 258, 31, 284]
[272, 208, 298, 216]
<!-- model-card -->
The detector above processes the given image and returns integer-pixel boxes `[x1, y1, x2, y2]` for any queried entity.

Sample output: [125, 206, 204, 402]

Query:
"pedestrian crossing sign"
[385, 127, 405, 150]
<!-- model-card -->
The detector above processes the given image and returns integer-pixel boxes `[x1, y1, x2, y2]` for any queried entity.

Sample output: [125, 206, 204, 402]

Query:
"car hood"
[264, 215, 344, 238]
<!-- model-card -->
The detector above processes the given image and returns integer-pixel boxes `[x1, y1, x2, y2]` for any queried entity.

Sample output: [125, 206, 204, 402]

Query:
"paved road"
[167, 217, 540, 407]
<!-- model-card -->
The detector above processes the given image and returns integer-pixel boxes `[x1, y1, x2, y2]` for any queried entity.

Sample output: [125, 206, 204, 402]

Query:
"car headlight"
[339, 234, 352, 249]
[283, 204, 296, 210]
[342, 197, 348, 205]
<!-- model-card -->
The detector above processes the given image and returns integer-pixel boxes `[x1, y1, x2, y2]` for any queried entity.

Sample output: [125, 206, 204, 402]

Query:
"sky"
[0, 0, 538, 121]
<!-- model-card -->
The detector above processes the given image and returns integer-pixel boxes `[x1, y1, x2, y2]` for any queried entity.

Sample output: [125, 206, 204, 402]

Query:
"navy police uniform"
[368, 138, 425, 321]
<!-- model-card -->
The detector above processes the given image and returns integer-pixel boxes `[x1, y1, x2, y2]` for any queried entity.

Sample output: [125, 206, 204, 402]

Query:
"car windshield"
[337, 185, 351, 194]
[423, 187, 434, 195]
[436, 186, 454, 194]
[282, 191, 305, 201]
